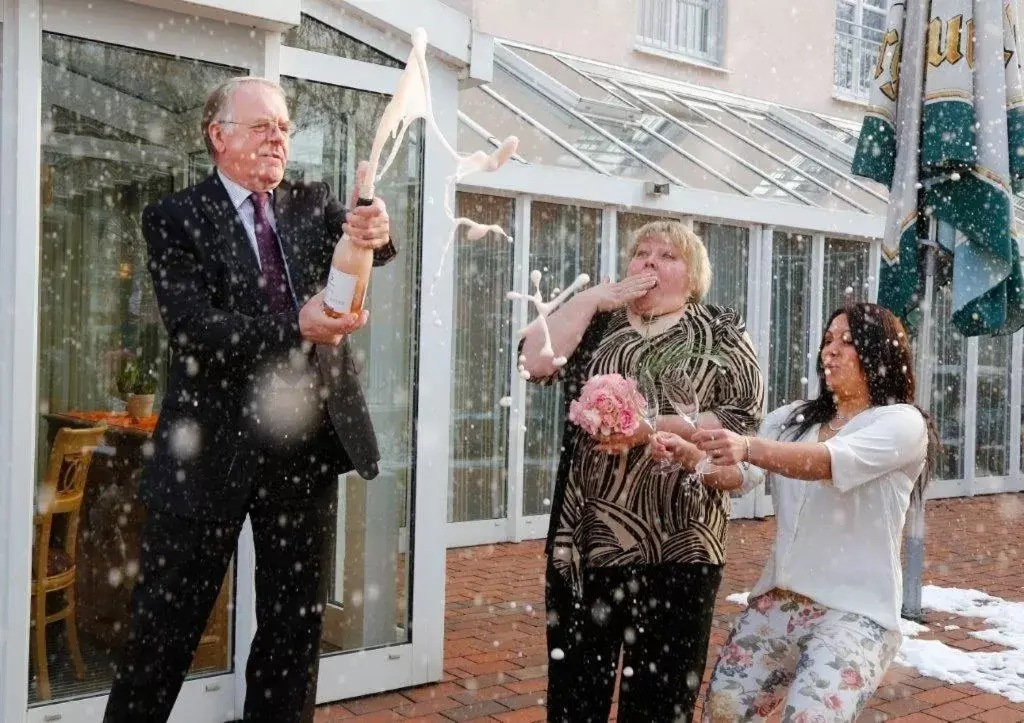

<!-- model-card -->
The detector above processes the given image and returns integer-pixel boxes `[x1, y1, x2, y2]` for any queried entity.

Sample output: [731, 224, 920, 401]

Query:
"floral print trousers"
[702, 590, 903, 722]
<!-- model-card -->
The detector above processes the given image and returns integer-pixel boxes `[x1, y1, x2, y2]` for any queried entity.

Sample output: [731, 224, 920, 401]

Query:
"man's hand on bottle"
[345, 161, 391, 250]
[299, 292, 368, 345]
[343, 197, 391, 250]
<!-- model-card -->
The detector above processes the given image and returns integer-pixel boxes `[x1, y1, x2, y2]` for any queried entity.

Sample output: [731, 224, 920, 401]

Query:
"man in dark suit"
[102, 76, 395, 722]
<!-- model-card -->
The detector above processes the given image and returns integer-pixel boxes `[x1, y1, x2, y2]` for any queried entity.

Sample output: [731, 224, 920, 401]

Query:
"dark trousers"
[547, 561, 723, 723]
[102, 480, 337, 723]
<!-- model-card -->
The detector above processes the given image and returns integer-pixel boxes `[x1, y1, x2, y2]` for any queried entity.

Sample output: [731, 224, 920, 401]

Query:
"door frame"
[275, 17, 450, 706]
[2, 0, 451, 718]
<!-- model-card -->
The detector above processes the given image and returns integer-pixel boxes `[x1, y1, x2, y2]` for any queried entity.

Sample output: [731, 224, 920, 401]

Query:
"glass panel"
[707, 106, 886, 214]
[927, 285, 967, 481]
[458, 85, 588, 169]
[450, 193, 515, 523]
[506, 46, 636, 106]
[282, 13, 403, 68]
[696, 221, 749, 311]
[768, 231, 813, 412]
[522, 202, 602, 516]
[822, 238, 871, 324]
[588, 116, 743, 191]
[34, 32, 240, 705]
[487, 66, 669, 181]
[282, 75, 422, 652]
[976, 335, 1013, 478]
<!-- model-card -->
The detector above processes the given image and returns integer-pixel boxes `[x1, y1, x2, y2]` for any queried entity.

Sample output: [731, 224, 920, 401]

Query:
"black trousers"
[547, 561, 722, 723]
[103, 478, 337, 723]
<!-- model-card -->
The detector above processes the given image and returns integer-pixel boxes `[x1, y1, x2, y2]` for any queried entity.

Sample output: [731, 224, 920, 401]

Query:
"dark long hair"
[784, 302, 938, 492]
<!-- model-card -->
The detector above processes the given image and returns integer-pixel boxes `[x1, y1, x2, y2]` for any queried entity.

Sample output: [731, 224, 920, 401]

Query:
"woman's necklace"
[828, 405, 870, 432]
[827, 414, 849, 432]
[633, 307, 685, 341]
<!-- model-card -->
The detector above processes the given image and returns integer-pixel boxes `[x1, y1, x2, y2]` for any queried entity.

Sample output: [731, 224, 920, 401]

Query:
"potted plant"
[117, 357, 158, 419]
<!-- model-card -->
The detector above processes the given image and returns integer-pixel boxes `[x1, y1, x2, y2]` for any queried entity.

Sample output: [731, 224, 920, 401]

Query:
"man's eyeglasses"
[218, 119, 294, 138]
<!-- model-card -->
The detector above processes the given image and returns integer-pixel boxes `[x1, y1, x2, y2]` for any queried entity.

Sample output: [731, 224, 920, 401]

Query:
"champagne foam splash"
[507, 270, 591, 369]
[360, 28, 519, 316]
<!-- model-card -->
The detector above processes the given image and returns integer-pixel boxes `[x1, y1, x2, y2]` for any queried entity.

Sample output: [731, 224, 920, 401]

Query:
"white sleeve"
[730, 403, 799, 497]
[824, 405, 927, 493]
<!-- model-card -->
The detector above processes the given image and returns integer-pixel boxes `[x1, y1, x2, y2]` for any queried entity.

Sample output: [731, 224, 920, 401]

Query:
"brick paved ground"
[316, 494, 1024, 722]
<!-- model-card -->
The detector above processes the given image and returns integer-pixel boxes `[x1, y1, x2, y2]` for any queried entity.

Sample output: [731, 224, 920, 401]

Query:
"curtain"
[449, 193, 515, 523]
[522, 202, 602, 516]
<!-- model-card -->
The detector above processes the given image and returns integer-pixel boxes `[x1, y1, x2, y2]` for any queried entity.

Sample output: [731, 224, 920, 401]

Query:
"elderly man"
[102, 77, 395, 722]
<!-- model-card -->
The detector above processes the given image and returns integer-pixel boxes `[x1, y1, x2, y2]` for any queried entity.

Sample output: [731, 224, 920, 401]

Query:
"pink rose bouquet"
[568, 373, 648, 438]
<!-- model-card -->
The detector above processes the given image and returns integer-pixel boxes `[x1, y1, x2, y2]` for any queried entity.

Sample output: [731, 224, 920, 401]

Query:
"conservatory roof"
[458, 39, 889, 217]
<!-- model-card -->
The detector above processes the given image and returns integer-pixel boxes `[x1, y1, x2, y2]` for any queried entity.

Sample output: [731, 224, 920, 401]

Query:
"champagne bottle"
[323, 196, 374, 318]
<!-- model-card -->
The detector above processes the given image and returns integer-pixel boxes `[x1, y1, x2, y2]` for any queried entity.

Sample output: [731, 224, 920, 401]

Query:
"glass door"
[278, 12, 442, 702]
[28, 28, 243, 722]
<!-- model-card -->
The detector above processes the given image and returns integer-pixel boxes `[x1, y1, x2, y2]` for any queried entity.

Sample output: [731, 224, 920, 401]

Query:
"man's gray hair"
[201, 76, 287, 158]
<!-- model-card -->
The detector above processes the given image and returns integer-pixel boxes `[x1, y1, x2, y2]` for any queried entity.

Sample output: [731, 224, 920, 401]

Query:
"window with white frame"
[834, 0, 886, 100]
[636, 0, 725, 66]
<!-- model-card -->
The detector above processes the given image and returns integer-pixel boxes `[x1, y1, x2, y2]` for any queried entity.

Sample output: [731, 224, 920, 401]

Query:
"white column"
[600, 204, 618, 282]
[1010, 330, 1023, 491]
[507, 196, 531, 542]
[868, 239, 881, 303]
[408, 55, 457, 684]
[0, 0, 42, 718]
[754, 225, 775, 519]
[806, 234, 826, 400]
[964, 337, 979, 497]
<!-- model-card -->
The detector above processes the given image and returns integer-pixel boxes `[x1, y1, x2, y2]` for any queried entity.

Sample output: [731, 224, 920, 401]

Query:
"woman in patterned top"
[519, 220, 763, 722]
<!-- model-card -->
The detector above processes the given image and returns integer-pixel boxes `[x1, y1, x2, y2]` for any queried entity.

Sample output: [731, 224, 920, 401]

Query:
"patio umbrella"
[852, 0, 1024, 617]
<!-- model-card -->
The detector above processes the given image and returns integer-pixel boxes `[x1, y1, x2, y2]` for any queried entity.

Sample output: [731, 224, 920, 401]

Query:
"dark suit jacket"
[140, 173, 396, 519]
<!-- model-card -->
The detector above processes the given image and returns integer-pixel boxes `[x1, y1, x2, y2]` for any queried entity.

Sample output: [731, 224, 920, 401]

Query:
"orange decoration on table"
[63, 411, 158, 434]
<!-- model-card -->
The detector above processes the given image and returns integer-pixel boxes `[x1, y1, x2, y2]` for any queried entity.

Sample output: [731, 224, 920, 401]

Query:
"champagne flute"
[637, 371, 680, 475]
[662, 371, 712, 478]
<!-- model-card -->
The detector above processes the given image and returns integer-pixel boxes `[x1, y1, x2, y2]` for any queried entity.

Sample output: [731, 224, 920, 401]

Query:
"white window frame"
[834, 0, 886, 102]
[635, 0, 726, 68]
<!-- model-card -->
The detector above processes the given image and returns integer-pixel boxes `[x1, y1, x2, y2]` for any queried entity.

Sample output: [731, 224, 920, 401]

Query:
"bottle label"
[324, 267, 361, 313]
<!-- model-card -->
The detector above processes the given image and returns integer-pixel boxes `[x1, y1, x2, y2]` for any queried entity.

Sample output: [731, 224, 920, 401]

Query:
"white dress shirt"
[739, 402, 928, 631]
[217, 169, 278, 270]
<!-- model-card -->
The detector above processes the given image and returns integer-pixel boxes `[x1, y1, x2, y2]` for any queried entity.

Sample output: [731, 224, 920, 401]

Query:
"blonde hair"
[627, 220, 711, 302]
[201, 76, 287, 158]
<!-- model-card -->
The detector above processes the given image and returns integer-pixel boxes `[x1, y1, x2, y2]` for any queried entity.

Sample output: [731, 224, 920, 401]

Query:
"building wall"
[449, 0, 863, 120]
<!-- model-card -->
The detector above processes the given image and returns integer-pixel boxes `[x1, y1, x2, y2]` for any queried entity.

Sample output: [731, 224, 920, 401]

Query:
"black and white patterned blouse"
[535, 305, 763, 588]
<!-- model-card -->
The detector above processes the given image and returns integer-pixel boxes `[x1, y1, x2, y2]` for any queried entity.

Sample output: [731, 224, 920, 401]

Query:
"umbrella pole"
[902, 238, 936, 621]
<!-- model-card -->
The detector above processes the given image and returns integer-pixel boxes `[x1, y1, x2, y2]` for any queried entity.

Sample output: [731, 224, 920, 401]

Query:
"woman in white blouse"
[652, 302, 933, 722]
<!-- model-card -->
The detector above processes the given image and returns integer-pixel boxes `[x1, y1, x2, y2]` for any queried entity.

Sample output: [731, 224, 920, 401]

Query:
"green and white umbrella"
[854, 0, 1024, 336]
[852, 0, 1024, 618]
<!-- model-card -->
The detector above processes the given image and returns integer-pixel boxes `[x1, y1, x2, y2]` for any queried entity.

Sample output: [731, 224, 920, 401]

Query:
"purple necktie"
[250, 192, 293, 313]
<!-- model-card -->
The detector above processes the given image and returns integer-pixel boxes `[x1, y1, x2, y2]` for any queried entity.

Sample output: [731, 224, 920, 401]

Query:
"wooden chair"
[31, 426, 106, 700]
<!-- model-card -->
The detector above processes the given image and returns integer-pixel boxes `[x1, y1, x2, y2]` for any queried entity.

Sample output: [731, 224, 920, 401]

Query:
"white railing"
[636, 0, 725, 66]
[834, 23, 882, 100]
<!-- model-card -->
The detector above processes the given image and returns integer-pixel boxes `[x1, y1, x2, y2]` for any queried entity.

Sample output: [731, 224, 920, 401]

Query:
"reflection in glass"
[34, 32, 240, 705]
[450, 193, 515, 523]
[976, 334, 1012, 478]
[281, 75, 422, 654]
[768, 232, 812, 412]
[822, 238, 871, 323]
[458, 84, 588, 170]
[927, 285, 967, 481]
[522, 203, 602, 516]
[282, 13, 403, 68]
[696, 221, 749, 312]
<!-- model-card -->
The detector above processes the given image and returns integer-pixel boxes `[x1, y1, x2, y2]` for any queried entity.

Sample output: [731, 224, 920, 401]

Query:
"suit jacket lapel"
[197, 174, 263, 312]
